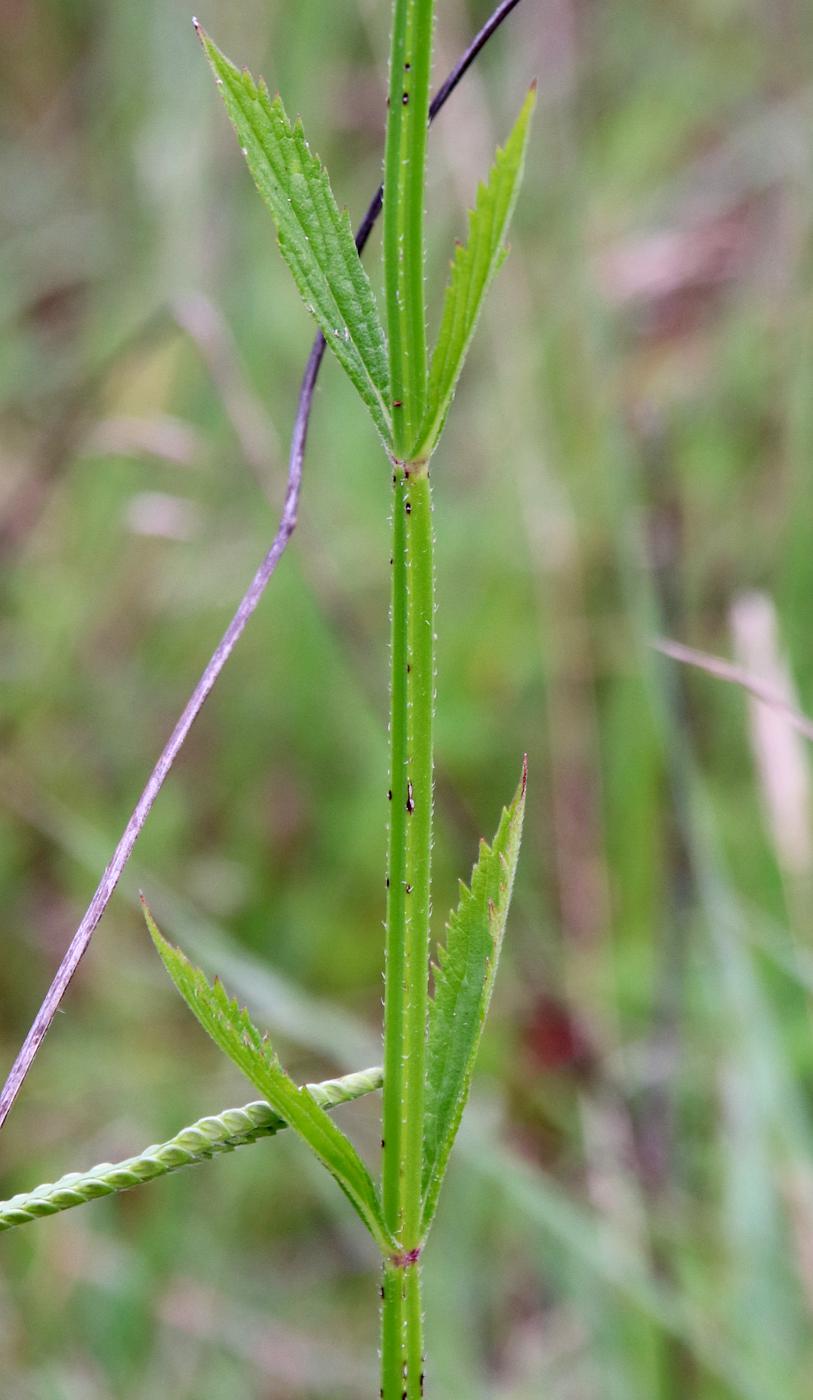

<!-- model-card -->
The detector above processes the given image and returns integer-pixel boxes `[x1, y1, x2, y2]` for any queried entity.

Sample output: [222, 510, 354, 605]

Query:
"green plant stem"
[381, 0, 434, 1389]
[382, 465, 434, 1394]
[405, 1261, 424, 1393]
[382, 467, 434, 1244]
[381, 1257, 424, 1400]
[384, 0, 434, 453]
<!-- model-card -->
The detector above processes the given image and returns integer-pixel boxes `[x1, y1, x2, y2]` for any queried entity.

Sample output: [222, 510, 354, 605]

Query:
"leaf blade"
[412, 85, 536, 461]
[144, 905, 395, 1252]
[421, 758, 527, 1233]
[198, 27, 392, 447]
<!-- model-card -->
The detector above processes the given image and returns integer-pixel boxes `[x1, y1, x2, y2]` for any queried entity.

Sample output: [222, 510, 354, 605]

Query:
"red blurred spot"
[522, 994, 593, 1077]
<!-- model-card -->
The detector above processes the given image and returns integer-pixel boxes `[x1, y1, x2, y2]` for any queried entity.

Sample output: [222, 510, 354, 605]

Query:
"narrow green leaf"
[0, 1067, 383, 1233]
[144, 905, 395, 1252]
[412, 85, 536, 461]
[421, 758, 527, 1234]
[196, 25, 392, 447]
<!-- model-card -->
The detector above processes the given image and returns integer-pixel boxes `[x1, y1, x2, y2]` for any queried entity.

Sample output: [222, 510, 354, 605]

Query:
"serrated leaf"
[412, 85, 536, 461]
[197, 26, 392, 447]
[0, 1067, 383, 1233]
[144, 905, 395, 1252]
[421, 758, 527, 1233]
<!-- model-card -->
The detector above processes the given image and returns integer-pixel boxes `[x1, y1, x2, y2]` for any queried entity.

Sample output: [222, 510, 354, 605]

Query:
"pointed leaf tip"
[198, 30, 391, 447]
[422, 761, 526, 1232]
[412, 88, 536, 460]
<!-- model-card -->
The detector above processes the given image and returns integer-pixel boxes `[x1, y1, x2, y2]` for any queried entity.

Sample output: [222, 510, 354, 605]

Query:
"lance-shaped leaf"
[144, 906, 395, 1253]
[0, 1067, 382, 1233]
[411, 86, 536, 462]
[196, 24, 392, 447]
[421, 758, 527, 1234]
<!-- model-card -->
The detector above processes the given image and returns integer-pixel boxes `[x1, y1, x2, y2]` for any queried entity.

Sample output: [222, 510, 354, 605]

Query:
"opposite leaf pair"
[144, 760, 525, 1254]
[198, 27, 535, 464]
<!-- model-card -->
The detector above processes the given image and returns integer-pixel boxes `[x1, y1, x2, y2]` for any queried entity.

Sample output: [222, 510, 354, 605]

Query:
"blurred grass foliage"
[2, 0, 813, 1395]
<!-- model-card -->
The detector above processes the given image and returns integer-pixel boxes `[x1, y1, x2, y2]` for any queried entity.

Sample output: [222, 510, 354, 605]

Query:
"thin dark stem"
[429, 0, 524, 119]
[0, 0, 524, 1131]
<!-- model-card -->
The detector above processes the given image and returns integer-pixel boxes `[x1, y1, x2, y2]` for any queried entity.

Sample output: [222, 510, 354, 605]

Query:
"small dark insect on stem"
[0, 0, 525, 1132]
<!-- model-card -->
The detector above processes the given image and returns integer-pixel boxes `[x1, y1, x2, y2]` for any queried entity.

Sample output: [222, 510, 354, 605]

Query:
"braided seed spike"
[0, 1066, 383, 1233]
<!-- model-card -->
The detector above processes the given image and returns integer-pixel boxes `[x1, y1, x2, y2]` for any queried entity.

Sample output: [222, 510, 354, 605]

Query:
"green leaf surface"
[197, 25, 392, 447]
[421, 758, 527, 1233]
[144, 905, 395, 1252]
[0, 1067, 383, 1233]
[412, 85, 536, 461]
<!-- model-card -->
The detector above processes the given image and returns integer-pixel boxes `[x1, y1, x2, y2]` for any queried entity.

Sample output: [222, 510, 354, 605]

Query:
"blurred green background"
[3, 0, 813, 1395]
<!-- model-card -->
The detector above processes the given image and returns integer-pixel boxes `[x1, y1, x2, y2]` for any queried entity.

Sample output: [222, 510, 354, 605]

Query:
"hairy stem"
[384, 0, 434, 453]
[381, 1257, 425, 1400]
[383, 466, 434, 1232]
[381, 0, 435, 1390]
[382, 464, 434, 1396]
